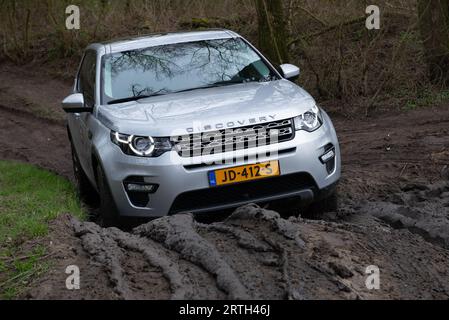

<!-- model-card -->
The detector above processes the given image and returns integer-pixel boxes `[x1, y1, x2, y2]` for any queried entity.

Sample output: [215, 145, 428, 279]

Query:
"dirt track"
[1, 63, 449, 299]
[0, 64, 72, 179]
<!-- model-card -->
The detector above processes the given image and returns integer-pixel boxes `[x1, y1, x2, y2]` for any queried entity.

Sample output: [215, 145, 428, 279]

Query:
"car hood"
[97, 79, 316, 136]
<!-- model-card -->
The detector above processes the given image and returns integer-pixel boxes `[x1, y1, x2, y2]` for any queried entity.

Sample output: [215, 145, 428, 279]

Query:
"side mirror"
[280, 64, 300, 81]
[62, 93, 91, 113]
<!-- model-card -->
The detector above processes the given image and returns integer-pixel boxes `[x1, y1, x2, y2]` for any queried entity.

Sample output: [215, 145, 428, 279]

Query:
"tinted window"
[78, 51, 97, 106]
[101, 38, 279, 104]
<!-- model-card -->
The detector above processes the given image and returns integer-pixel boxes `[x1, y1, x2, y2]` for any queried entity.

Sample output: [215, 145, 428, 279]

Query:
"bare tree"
[418, 0, 449, 86]
[254, 0, 289, 65]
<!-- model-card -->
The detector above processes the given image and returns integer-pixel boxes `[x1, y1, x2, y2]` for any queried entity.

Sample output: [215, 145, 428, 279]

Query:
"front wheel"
[96, 164, 121, 227]
[71, 144, 98, 206]
[304, 189, 339, 219]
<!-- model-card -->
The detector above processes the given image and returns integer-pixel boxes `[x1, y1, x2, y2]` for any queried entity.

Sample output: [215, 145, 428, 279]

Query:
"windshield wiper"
[172, 84, 226, 94]
[107, 93, 165, 105]
[172, 80, 248, 95]
[212, 78, 269, 86]
[212, 80, 246, 85]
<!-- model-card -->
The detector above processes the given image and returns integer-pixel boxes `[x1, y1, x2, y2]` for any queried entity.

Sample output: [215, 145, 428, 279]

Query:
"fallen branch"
[288, 16, 366, 47]
[399, 163, 409, 177]
[292, 5, 328, 27]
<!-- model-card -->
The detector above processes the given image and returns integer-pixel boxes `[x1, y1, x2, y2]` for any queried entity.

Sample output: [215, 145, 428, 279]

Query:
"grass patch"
[404, 89, 449, 110]
[0, 160, 85, 299]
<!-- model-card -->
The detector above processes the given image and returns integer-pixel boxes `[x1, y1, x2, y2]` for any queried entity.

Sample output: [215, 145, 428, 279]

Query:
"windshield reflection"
[102, 38, 279, 104]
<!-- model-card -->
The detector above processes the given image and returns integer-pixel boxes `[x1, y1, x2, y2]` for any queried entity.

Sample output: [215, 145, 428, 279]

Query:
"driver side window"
[78, 51, 97, 107]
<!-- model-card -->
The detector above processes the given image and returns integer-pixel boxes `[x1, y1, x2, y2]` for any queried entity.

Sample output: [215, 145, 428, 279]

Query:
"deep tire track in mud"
[26, 205, 449, 299]
[362, 181, 449, 249]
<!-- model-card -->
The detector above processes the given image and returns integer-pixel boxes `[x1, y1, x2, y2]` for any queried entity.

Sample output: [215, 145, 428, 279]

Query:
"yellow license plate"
[208, 161, 280, 187]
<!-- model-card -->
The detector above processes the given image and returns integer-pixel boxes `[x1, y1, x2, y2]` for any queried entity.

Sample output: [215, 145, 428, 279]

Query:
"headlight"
[294, 105, 323, 132]
[111, 131, 172, 157]
[130, 136, 155, 156]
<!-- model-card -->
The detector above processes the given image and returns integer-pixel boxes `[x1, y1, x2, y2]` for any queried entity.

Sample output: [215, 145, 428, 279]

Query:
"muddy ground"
[1, 63, 449, 299]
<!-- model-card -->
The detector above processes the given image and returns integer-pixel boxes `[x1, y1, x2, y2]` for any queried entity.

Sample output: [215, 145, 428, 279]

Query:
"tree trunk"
[254, 0, 289, 66]
[418, 0, 449, 86]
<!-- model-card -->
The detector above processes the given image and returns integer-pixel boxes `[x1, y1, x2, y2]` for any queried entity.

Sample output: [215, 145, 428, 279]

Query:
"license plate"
[208, 161, 280, 187]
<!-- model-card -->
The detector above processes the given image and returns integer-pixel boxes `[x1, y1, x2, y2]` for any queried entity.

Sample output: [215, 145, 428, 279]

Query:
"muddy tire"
[304, 190, 339, 219]
[96, 164, 121, 227]
[71, 144, 98, 206]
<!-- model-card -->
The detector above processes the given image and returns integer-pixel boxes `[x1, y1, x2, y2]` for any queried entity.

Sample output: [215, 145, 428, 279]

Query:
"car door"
[75, 50, 97, 175]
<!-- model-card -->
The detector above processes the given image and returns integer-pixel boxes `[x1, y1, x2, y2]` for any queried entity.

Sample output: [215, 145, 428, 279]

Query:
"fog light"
[126, 183, 158, 193]
[320, 149, 335, 163]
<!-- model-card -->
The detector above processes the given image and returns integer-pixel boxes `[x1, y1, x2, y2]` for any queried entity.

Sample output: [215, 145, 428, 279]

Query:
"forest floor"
[1, 62, 449, 299]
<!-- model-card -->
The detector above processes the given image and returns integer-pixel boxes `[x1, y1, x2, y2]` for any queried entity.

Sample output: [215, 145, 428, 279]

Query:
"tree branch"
[288, 16, 367, 47]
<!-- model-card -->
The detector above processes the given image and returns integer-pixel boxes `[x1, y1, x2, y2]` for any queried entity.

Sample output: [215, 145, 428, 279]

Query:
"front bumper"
[97, 113, 341, 218]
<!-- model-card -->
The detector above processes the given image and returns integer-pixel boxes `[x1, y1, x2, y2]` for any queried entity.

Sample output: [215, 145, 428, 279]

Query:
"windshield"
[101, 38, 279, 104]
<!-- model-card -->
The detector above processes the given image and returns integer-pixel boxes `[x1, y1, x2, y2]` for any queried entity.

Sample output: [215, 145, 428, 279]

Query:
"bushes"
[0, 0, 445, 114]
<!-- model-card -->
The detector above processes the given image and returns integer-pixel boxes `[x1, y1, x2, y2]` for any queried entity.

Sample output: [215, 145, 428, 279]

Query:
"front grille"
[169, 172, 317, 214]
[172, 118, 295, 157]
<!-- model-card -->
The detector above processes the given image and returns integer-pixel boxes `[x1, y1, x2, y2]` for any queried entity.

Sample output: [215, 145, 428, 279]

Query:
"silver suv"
[62, 30, 341, 226]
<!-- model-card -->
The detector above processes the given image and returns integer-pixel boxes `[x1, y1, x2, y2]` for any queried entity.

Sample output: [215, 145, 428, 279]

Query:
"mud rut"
[25, 202, 449, 300]
[1, 64, 449, 299]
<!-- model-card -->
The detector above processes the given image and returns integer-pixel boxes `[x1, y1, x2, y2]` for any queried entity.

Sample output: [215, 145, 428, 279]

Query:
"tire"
[96, 164, 121, 227]
[304, 189, 339, 219]
[71, 144, 98, 206]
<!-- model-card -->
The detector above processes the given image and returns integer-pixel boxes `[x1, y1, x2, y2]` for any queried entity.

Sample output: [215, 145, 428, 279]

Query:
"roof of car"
[90, 29, 240, 54]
